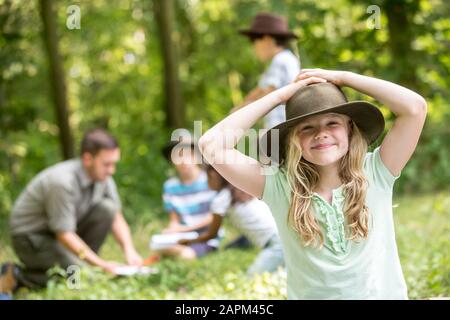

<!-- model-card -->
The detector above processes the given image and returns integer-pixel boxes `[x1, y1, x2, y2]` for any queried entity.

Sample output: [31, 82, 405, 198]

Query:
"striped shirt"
[163, 171, 216, 228]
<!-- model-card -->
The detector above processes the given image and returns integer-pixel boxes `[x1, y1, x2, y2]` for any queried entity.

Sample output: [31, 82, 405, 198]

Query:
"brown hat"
[259, 82, 385, 166]
[239, 13, 298, 39]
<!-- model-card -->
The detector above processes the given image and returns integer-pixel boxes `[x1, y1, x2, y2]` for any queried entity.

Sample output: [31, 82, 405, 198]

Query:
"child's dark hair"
[249, 34, 291, 48]
[206, 165, 229, 189]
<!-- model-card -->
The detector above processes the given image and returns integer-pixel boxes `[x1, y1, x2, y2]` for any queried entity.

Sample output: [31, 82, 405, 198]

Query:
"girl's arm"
[199, 77, 326, 198]
[230, 86, 276, 113]
[297, 69, 427, 176]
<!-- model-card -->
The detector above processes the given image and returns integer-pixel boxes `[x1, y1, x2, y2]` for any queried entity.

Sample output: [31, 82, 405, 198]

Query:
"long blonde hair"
[285, 119, 369, 247]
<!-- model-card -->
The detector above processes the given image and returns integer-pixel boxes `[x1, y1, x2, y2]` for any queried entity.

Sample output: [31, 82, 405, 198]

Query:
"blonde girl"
[198, 69, 427, 299]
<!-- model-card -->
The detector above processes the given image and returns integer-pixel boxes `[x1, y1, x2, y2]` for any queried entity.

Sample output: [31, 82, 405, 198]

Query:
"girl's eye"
[301, 126, 313, 132]
[327, 121, 339, 126]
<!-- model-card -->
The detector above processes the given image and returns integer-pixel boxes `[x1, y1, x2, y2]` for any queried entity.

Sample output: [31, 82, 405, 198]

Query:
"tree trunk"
[152, 0, 185, 129]
[39, 0, 74, 159]
[383, 0, 420, 90]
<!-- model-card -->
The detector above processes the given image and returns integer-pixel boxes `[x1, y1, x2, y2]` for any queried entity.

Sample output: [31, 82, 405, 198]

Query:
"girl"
[198, 69, 427, 299]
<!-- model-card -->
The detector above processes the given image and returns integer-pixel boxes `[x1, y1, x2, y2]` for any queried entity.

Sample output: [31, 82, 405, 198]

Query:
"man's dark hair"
[81, 128, 119, 156]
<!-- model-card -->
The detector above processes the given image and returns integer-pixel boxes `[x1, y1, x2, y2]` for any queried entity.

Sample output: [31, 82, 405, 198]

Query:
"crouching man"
[1, 128, 142, 295]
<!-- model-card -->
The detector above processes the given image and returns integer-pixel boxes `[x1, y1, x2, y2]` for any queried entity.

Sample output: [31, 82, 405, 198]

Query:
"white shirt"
[211, 188, 279, 248]
[258, 49, 301, 129]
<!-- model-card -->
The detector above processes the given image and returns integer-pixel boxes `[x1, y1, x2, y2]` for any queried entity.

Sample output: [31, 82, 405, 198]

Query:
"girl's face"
[207, 169, 223, 191]
[295, 113, 351, 167]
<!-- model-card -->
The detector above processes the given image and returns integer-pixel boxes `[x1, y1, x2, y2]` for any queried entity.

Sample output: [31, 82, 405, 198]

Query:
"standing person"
[0, 129, 142, 297]
[232, 12, 301, 129]
[198, 69, 427, 299]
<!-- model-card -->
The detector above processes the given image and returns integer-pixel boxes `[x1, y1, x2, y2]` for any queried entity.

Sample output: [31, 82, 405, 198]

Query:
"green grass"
[1, 192, 448, 299]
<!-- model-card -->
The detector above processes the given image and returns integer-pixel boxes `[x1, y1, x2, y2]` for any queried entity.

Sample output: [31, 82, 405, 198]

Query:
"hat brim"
[259, 101, 385, 166]
[239, 29, 298, 39]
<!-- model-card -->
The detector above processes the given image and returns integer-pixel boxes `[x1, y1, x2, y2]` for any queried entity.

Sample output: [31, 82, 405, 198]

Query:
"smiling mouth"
[312, 144, 334, 150]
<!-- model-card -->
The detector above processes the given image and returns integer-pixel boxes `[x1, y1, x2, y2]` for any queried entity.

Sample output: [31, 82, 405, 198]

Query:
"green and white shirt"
[262, 147, 408, 299]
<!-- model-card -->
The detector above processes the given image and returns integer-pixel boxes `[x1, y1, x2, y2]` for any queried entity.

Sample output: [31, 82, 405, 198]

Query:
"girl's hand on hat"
[277, 76, 326, 103]
[296, 69, 347, 86]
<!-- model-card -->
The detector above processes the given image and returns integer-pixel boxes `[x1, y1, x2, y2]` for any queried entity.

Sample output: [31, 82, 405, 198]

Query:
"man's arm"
[111, 212, 143, 266]
[56, 231, 119, 273]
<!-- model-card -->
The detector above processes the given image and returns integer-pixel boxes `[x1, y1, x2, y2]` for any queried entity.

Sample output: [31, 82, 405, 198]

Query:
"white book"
[114, 266, 158, 276]
[149, 231, 199, 250]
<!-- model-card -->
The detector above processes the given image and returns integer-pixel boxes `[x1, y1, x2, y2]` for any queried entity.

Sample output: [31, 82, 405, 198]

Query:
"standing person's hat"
[239, 13, 298, 39]
[259, 82, 385, 165]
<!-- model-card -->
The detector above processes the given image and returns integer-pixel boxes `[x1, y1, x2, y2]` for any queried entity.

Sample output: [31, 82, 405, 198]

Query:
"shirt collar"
[76, 159, 94, 189]
[273, 49, 289, 59]
[312, 185, 345, 205]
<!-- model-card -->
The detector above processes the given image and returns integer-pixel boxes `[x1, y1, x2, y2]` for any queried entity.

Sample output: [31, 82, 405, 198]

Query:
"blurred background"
[0, 0, 448, 299]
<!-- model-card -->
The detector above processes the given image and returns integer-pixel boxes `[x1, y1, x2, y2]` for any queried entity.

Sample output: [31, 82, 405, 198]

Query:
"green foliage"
[14, 254, 287, 300]
[0, 0, 448, 300]
[1, 0, 449, 224]
[0, 0, 448, 216]
[394, 192, 450, 298]
[396, 116, 450, 193]
[1, 192, 447, 299]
